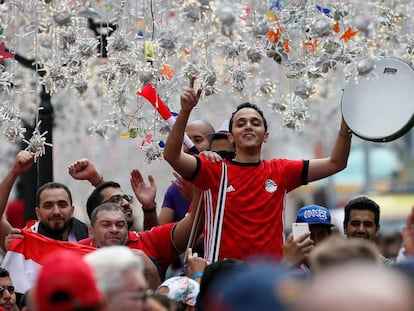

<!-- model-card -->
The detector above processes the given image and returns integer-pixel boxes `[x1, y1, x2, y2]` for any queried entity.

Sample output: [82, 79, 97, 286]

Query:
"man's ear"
[375, 224, 381, 236]
[35, 207, 41, 220]
[88, 227, 94, 238]
[228, 133, 235, 144]
[263, 132, 269, 143]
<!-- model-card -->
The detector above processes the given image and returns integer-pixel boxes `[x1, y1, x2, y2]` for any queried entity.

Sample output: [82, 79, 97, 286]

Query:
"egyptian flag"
[137, 83, 198, 153]
[1, 230, 96, 294]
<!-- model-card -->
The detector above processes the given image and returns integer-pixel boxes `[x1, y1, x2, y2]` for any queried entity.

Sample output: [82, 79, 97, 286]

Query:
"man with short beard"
[343, 196, 381, 241]
[29, 181, 88, 241]
[343, 196, 393, 265]
[0, 151, 88, 252]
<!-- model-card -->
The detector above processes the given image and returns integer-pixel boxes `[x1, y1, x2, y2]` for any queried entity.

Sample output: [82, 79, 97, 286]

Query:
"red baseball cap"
[35, 250, 102, 311]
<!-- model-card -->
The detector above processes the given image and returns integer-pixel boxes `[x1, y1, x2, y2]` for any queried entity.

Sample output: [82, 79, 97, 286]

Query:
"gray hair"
[84, 246, 144, 296]
[90, 202, 125, 227]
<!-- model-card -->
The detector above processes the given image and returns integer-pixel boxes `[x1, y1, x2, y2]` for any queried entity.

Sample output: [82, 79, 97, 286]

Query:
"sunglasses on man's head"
[216, 150, 236, 161]
[104, 194, 134, 204]
[0, 285, 14, 297]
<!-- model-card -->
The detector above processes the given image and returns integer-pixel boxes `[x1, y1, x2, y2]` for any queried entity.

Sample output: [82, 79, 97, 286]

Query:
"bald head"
[185, 120, 215, 153]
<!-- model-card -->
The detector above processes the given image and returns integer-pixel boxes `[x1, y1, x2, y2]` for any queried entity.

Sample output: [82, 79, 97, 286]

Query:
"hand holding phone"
[292, 222, 310, 240]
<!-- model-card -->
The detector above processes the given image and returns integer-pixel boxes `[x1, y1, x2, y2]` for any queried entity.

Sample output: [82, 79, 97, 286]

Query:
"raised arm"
[0, 151, 34, 251]
[130, 168, 159, 230]
[159, 172, 193, 225]
[307, 118, 352, 182]
[68, 158, 104, 187]
[171, 186, 203, 252]
[163, 77, 201, 179]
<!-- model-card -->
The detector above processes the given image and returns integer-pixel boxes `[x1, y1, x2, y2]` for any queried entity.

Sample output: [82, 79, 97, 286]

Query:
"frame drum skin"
[341, 58, 414, 142]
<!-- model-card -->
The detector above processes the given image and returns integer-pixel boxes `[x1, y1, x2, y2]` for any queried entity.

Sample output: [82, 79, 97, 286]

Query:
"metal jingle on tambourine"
[341, 57, 414, 142]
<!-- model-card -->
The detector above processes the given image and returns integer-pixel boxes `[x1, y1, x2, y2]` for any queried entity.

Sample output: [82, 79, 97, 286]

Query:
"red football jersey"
[191, 156, 307, 261]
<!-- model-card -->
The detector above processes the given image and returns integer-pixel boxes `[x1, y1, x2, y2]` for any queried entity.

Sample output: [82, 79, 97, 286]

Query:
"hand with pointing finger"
[180, 77, 202, 113]
[185, 247, 209, 283]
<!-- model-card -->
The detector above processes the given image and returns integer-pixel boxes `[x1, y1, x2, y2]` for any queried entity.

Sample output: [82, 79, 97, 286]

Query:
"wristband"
[191, 272, 203, 280]
[91, 174, 103, 187]
[142, 202, 157, 213]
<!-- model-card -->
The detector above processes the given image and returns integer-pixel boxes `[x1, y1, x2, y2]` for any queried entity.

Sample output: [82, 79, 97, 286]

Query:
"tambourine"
[341, 57, 414, 142]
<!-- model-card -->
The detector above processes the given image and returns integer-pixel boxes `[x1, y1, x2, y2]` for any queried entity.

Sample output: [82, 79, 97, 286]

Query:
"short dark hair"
[90, 203, 125, 227]
[343, 196, 380, 227]
[229, 102, 268, 133]
[0, 267, 10, 278]
[37, 182, 73, 206]
[86, 181, 121, 220]
[197, 259, 247, 311]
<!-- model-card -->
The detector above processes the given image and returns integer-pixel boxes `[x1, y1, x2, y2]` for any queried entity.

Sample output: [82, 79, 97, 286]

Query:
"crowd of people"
[0, 79, 413, 311]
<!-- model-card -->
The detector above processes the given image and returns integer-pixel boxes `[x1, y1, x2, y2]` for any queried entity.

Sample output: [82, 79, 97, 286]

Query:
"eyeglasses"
[104, 194, 134, 204]
[0, 285, 14, 297]
[116, 289, 153, 301]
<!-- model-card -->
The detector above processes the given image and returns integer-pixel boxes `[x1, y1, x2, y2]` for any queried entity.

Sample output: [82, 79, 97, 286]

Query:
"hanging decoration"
[0, 0, 412, 163]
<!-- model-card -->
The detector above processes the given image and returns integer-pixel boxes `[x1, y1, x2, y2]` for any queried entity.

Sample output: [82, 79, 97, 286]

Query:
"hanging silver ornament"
[53, 11, 72, 26]
[294, 79, 316, 99]
[246, 47, 263, 63]
[312, 18, 332, 37]
[357, 57, 374, 75]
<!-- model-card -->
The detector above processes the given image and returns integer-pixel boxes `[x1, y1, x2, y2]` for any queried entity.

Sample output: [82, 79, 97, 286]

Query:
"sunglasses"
[0, 285, 14, 297]
[216, 150, 236, 161]
[104, 194, 134, 204]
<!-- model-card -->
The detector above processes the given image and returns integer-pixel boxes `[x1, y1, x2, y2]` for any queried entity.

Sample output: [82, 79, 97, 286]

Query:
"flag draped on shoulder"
[1, 230, 96, 294]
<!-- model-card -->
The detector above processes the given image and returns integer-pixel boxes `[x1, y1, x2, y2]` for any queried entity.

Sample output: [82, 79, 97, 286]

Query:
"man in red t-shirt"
[0, 151, 89, 253]
[78, 202, 181, 288]
[164, 77, 352, 262]
[75, 168, 201, 281]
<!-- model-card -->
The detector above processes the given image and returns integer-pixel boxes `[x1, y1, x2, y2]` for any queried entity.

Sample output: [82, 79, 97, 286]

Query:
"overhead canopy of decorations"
[0, 0, 412, 163]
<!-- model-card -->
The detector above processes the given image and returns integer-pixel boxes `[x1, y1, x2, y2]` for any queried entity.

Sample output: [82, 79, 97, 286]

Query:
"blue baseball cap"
[295, 205, 333, 226]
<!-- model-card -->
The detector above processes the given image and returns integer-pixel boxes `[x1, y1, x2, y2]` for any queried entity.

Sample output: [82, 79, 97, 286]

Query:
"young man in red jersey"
[164, 77, 352, 262]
